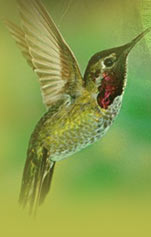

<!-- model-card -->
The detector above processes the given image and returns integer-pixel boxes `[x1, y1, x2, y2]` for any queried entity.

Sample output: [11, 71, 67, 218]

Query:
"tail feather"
[39, 162, 55, 205]
[19, 147, 55, 214]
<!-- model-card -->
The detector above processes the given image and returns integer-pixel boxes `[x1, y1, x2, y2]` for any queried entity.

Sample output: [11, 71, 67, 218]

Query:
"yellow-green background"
[0, 0, 151, 236]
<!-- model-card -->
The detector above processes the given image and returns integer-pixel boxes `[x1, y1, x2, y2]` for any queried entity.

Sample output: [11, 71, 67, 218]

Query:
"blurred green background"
[0, 0, 151, 236]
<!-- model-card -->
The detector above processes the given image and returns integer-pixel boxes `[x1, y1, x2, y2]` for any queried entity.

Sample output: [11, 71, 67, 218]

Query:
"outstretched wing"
[6, 0, 83, 108]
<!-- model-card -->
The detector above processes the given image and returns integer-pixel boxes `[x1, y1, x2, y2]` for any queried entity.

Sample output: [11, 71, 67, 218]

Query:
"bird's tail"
[19, 147, 55, 215]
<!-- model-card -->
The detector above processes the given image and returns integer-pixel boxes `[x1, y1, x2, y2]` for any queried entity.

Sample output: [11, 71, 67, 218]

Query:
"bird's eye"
[104, 58, 114, 67]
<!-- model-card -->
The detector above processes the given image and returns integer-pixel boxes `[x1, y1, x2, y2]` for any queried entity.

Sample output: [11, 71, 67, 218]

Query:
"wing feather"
[5, 20, 34, 68]
[6, 0, 83, 108]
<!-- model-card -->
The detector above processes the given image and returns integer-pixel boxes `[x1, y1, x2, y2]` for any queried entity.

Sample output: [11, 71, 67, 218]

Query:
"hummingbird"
[5, 0, 151, 213]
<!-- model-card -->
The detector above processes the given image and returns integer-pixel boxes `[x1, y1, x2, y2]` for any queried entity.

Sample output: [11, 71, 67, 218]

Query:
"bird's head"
[84, 28, 151, 109]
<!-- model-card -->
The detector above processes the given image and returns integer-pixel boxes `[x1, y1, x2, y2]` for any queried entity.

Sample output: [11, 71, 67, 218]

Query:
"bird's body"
[29, 93, 122, 163]
[21, 91, 122, 212]
[5, 0, 151, 213]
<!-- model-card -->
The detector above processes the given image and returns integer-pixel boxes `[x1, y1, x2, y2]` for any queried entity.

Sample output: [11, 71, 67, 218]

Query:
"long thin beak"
[123, 27, 151, 55]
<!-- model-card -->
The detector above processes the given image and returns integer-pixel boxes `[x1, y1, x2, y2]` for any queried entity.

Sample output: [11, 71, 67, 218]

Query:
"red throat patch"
[97, 72, 123, 109]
